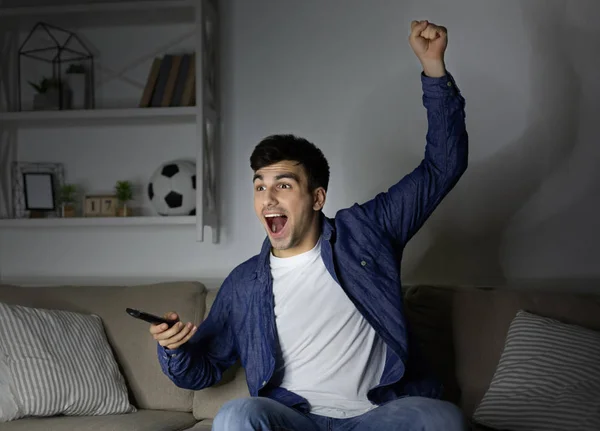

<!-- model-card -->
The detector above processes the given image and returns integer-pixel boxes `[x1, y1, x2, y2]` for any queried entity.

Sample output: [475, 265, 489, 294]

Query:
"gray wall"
[2, 0, 598, 289]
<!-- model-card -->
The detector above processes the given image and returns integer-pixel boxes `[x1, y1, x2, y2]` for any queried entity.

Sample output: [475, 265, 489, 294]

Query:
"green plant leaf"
[59, 184, 77, 203]
[114, 180, 133, 202]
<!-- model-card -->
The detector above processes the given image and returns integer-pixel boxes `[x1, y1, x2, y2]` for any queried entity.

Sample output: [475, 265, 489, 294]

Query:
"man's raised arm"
[359, 20, 468, 248]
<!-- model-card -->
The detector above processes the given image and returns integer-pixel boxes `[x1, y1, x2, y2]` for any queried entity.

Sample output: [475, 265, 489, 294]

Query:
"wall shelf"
[0, 0, 197, 28]
[0, 106, 197, 127]
[0, 216, 196, 228]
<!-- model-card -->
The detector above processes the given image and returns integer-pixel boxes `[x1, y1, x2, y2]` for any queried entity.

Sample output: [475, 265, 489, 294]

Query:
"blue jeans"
[212, 396, 467, 430]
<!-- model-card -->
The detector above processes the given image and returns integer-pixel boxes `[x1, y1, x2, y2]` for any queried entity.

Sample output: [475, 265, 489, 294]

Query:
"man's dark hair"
[250, 134, 330, 192]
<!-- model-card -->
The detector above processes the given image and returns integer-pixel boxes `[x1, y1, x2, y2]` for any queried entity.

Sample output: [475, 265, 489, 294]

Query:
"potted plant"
[59, 184, 77, 217]
[65, 63, 89, 109]
[114, 180, 133, 217]
[29, 77, 71, 110]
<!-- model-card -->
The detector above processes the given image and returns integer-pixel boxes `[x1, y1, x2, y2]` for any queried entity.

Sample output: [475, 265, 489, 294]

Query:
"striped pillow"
[473, 310, 600, 431]
[0, 302, 136, 422]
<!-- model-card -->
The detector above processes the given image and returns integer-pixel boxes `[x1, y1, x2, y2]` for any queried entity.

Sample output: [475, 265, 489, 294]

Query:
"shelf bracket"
[196, 0, 220, 243]
[0, 25, 18, 219]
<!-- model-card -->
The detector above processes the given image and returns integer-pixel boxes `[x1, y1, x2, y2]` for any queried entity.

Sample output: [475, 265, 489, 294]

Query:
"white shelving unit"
[0, 106, 197, 126]
[0, 0, 220, 242]
[0, 0, 196, 28]
[0, 215, 196, 228]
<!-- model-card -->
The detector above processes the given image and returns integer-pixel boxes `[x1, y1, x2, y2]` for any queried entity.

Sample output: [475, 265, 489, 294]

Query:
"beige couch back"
[451, 287, 600, 417]
[0, 281, 207, 413]
[18, 281, 589, 420]
[403, 285, 600, 418]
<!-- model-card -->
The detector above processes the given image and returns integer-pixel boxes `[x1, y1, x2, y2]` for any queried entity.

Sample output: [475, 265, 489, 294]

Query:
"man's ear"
[313, 188, 326, 211]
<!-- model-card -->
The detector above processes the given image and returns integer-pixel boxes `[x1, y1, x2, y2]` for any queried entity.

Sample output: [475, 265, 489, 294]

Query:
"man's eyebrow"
[274, 173, 300, 182]
[252, 172, 300, 183]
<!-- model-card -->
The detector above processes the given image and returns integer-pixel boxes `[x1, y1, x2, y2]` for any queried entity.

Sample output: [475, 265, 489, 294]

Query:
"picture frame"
[11, 162, 64, 218]
[23, 172, 56, 211]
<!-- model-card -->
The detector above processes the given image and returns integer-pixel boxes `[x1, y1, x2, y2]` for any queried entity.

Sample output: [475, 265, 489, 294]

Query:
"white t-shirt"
[270, 237, 386, 418]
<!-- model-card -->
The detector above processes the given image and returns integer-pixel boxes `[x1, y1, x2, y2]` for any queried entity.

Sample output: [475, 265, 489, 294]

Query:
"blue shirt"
[158, 72, 468, 413]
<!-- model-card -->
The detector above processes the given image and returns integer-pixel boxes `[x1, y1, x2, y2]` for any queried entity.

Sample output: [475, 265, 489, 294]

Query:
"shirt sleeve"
[156, 276, 238, 390]
[357, 71, 468, 248]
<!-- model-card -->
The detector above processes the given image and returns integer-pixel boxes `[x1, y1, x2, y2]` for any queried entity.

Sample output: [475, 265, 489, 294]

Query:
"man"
[152, 20, 468, 431]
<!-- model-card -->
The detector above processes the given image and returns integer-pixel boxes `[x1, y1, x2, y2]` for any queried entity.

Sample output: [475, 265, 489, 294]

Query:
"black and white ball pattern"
[148, 161, 196, 216]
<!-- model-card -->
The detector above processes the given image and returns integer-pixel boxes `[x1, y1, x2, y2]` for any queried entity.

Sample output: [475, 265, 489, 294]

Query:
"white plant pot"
[33, 86, 73, 110]
[67, 73, 88, 109]
[33, 89, 60, 110]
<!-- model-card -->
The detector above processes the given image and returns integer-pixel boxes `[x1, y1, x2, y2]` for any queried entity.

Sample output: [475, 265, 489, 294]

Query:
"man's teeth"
[265, 214, 285, 233]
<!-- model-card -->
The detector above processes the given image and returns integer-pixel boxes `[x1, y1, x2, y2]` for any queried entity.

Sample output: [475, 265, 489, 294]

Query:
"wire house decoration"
[17, 22, 95, 111]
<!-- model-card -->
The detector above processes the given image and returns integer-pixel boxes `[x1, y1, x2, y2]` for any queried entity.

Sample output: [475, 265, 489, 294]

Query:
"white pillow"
[0, 350, 19, 421]
[0, 302, 136, 422]
[473, 310, 600, 431]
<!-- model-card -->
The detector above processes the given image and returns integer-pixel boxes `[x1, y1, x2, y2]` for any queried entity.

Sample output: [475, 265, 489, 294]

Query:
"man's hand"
[409, 20, 448, 78]
[150, 311, 197, 350]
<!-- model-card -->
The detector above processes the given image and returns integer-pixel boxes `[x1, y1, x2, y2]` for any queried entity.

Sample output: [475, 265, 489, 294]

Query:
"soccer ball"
[147, 160, 196, 216]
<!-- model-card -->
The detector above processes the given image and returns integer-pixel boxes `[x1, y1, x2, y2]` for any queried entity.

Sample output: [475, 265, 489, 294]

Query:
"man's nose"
[264, 188, 278, 206]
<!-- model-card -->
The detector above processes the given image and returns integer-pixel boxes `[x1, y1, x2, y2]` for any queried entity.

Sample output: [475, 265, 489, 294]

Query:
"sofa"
[1, 280, 599, 431]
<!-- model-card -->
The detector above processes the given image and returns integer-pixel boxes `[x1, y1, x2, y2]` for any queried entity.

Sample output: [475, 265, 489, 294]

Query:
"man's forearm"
[421, 59, 446, 78]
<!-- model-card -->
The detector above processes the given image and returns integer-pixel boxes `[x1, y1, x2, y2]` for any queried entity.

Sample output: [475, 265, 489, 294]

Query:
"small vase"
[33, 87, 72, 110]
[67, 73, 88, 109]
[33, 90, 60, 110]
[117, 203, 131, 217]
[62, 203, 76, 218]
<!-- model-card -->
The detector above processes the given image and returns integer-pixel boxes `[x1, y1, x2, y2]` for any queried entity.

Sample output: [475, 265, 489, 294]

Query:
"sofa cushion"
[403, 285, 461, 404]
[0, 281, 207, 413]
[193, 361, 250, 420]
[183, 419, 213, 430]
[0, 409, 197, 431]
[472, 310, 600, 431]
[452, 287, 600, 418]
[0, 303, 135, 422]
[192, 289, 250, 420]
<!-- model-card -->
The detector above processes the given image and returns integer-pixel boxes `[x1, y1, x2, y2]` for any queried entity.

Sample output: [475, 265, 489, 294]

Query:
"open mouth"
[265, 214, 288, 235]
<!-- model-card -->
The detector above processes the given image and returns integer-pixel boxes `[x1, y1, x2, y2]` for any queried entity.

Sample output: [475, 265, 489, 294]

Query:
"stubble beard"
[269, 228, 298, 251]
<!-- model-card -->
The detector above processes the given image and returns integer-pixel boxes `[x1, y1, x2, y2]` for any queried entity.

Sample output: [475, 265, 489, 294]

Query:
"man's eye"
[279, 184, 291, 189]
[256, 185, 265, 191]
